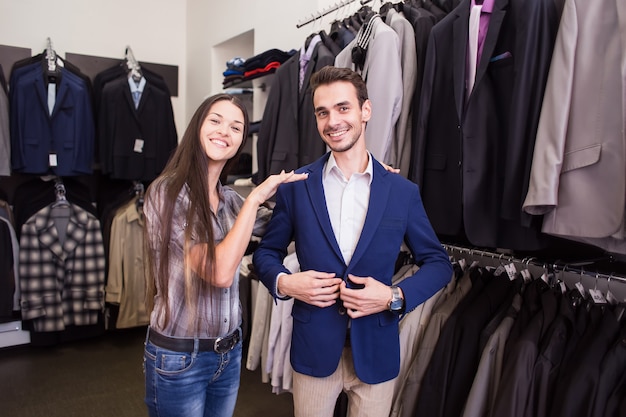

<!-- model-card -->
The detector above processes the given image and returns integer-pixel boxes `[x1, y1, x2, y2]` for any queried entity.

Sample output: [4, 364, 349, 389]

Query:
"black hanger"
[357, 5, 376, 23]
[304, 32, 318, 50]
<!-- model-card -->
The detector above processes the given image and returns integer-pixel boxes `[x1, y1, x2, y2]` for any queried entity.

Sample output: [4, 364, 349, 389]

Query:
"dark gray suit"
[255, 43, 334, 183]
[411, 0, 547, 250]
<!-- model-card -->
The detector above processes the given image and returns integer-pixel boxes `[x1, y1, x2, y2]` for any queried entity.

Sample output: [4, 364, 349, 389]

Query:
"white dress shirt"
[323, 152, 373, 265]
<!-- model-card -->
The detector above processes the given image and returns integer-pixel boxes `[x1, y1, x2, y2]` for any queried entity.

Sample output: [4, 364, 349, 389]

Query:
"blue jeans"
[143, 331, 242, 417]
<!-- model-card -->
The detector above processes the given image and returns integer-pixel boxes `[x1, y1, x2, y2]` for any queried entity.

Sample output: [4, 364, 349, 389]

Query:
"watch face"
[390, 299, 404, 311]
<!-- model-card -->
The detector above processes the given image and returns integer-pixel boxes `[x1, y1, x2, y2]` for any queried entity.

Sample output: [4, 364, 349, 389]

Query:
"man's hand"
[339, 274, 394, 318]
[278, 270, 343, 308]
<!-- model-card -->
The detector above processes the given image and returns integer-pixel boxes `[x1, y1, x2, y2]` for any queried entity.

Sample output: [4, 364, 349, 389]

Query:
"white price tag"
[605, 290, 618, 305]
[134, 138, 144, 153]
[588, 289, 607, 304]
[49, 152, 58, 167]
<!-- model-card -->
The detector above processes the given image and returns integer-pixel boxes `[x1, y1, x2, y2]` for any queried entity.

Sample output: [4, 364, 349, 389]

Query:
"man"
[253, 65, 452, 417]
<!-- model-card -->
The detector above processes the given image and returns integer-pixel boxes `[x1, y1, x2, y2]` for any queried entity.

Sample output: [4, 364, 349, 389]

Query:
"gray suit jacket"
[335, 15, 403, 164]
[523, 0, 626, 253]
[386, 9, 418, 177]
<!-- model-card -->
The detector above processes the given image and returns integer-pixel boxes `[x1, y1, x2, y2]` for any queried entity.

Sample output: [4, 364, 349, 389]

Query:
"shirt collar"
[471, 0, 495, 12]
[300, 34, 322, 62]
[128, 75, 146, 93]
[324, 152, 373, 185]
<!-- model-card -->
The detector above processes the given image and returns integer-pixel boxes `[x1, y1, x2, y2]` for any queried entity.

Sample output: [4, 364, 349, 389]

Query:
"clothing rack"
[296, 0, 373, 28]
[442, 243, 626, 302]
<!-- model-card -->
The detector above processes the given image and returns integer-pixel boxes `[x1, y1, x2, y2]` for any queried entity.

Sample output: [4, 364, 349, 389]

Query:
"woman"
[142, 93, 307, 417]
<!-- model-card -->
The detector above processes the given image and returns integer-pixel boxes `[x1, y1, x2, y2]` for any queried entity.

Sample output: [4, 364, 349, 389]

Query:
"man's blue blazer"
[253, 153, 452, 384]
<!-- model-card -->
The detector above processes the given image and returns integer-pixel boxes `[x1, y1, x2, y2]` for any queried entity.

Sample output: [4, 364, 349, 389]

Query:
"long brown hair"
[144, 94, 249, 329]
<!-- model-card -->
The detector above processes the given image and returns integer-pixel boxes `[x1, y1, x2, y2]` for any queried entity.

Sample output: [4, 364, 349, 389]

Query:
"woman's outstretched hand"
[249, 170, 308, 205]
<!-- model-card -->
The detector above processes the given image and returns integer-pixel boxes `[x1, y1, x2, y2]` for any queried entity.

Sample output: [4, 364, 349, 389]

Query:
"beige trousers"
[292, 347, 396, 417]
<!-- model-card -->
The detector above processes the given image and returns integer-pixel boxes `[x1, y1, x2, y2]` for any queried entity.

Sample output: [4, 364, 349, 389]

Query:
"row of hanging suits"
[240, 239, 626, 417]
[411, 0, 626, 254]
[4, 50, 178, 182]
[4, 176, 150, 344]
[391, 257, 626, 417]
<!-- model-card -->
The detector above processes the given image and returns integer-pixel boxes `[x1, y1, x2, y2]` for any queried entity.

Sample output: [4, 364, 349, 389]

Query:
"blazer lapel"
[305, 155, 344, 261]
[453, 0, 470, 119]
[348, 163, 391, 267]
[286, 54, 300, 122]
[299, 43, 319, 107]
[473, 0, 508, 90]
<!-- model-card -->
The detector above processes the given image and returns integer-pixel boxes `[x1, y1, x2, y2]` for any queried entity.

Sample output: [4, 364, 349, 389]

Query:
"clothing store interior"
[1, 0, 625, 416]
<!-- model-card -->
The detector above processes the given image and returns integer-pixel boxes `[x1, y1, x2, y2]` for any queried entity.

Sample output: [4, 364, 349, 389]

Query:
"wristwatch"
[388, 285, 405, 313]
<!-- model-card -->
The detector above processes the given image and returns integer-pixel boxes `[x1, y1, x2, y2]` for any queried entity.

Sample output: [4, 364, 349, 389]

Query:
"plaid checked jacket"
[19, 203, 106, 332]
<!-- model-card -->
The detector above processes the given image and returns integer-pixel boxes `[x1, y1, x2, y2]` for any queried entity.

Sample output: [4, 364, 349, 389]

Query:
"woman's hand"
[248, 170, 308, 205]
[380, 162, 400, 174]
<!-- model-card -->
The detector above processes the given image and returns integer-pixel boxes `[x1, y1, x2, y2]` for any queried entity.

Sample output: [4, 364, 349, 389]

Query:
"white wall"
[0, 0, 187, 136]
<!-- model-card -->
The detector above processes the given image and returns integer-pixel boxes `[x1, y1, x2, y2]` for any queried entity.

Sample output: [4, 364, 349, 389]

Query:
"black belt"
[148, 328, 240, 354]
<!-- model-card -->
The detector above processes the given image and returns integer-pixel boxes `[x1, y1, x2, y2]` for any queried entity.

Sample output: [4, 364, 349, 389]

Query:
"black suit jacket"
[256, 42, 334, 183]
[98, 76, 177, 181]
[411, 0, 546, 250]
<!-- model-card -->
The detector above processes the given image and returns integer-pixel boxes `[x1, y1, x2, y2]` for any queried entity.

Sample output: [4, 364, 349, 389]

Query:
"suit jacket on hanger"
[335, 15, 403, 165]
[255, 42, 334, 183]
[410, 0, 546, 250]
[98, 75, 177, 181]
[522, 0, 626, 254]
[10, 63, 95, 176]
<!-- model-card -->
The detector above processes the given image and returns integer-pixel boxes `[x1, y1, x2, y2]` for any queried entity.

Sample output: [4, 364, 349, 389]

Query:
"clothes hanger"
[125, 45, 143, 83]
[43, 37, 61, 84]
[51, 177, 70, 208]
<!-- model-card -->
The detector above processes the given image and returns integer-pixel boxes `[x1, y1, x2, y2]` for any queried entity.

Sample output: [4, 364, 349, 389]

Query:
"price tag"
[457, 258, 467, 271]
[504, 263, 517, 280]
[588, 289, 607, 304]
[134, 138, 144, 153]
[605, 290, 618, 305]
[575, 281, 587, 298]
[49, 152, 58, 167]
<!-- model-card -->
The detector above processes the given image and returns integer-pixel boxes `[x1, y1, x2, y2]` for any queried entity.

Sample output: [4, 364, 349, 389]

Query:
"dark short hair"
[310, 66, 368, 107]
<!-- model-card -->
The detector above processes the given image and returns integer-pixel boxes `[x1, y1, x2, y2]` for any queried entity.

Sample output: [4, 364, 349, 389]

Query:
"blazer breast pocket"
[378, 217, 404, 230]
[489, 51, 513, 69]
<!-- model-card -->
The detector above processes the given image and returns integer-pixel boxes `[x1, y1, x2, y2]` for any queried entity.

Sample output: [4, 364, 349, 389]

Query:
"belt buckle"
[214, 333, 237, 354]
[214, 336, 225, 353]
